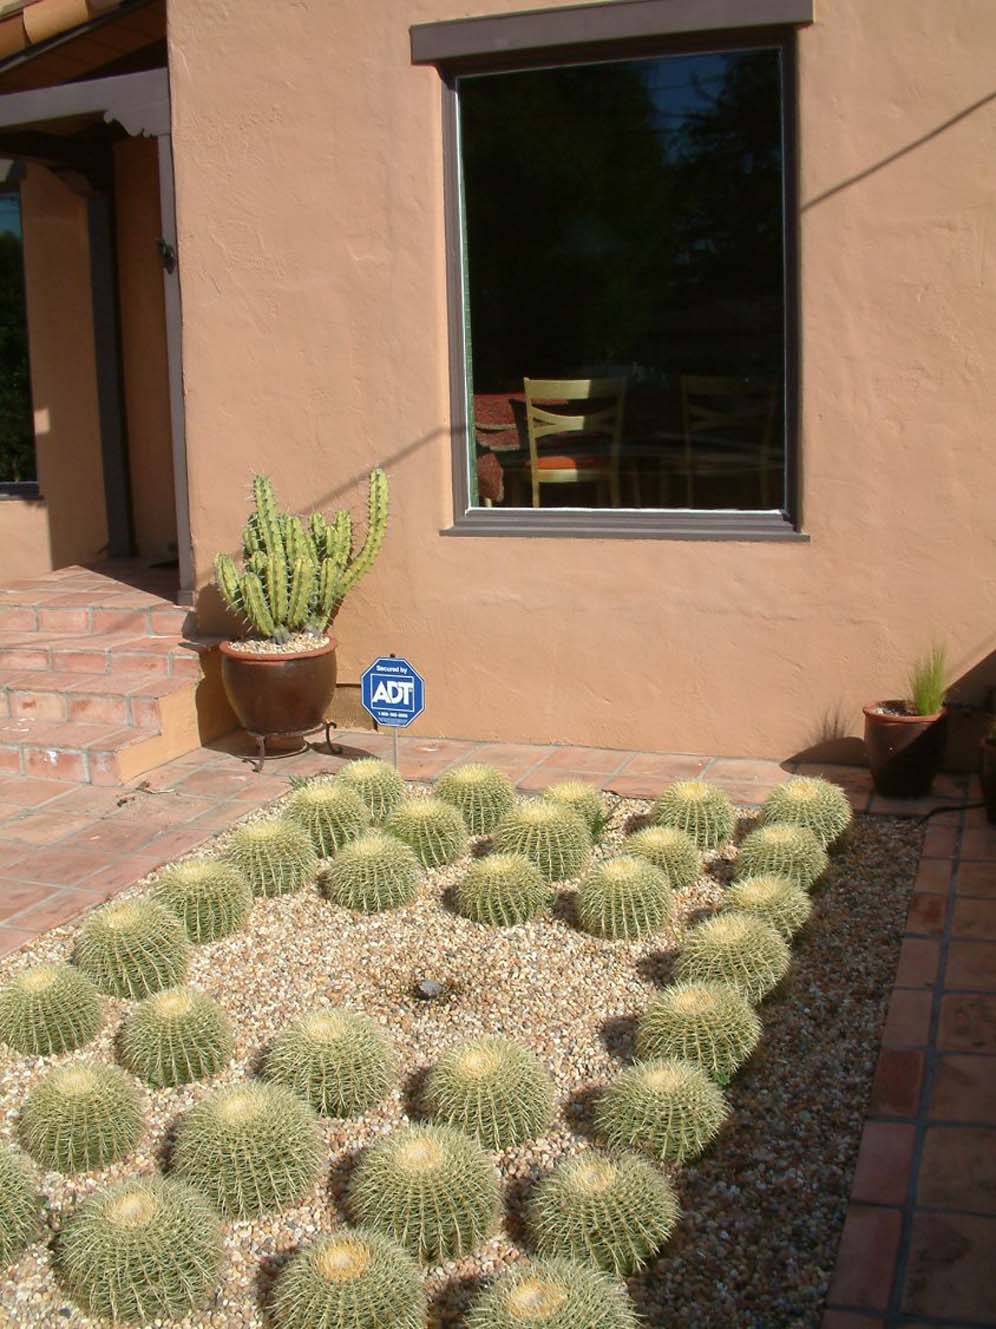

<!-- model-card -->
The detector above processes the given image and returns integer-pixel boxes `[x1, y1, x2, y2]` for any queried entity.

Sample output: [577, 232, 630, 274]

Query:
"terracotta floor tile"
[111, 794, 217, 827]
[0, 842, 25, 870]
[0, 880, 52, 921]
[914, 857, 953, 893]
[895, 937, 940, 988]
[827, 1204, 902, 1311]
[882, 988, 933, 1046]
[75, 820, 160, 855]
[599, 774, 669, 800]
[868, 1048, 924, 1117]
[850, 1121, 916, 1206]
[11, 888, 95, 932]
[902, 1211, 996, 1320]
[906, 893, 947, 935]
[821, 1315, 883, 1329]
[957, 861, 996, 898]
[615, 752, 709, 779]
[4, 842, 111, 886]
[952, 898, 996, 941]
[473, 743, 554, 775]
[706, 756, 790, 782]
[917, 1125, 996, 1212]
[962, 827, 996, 861]
[0, 925, 35, 956]
[138, 827, 214, 860]
[870, 795, 955, 818]
[40, 786, 139, 818]
[518, 767, 606, 793]
[945, 941, 996, 992]
[939, 994, 996, 1054]
[922, 824, 957, 858]
[3, 811, 95, 845]
[74, 854, 165, 898]
[0, 776, 79, 808]
[705, 778, 783, 805]
[930, 1056, 996, 1124]
[537, 746, 631, 775]
[795, 762, 872, 791]
[170, 768, 258, 799]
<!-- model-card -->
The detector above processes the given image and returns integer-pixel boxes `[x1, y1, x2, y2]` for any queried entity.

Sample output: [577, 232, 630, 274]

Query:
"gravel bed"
[0, 786, 921, 1329]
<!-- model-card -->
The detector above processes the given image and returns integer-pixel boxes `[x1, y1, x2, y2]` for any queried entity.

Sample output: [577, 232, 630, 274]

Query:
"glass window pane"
[457, 48, 786, 513]
[0, 188, 35, 485]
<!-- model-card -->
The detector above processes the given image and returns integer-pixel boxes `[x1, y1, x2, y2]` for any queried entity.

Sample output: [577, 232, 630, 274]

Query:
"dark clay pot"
[863, 703, 948, 798]
[981, 738, 996, 825]
[219, 638, 337, 738]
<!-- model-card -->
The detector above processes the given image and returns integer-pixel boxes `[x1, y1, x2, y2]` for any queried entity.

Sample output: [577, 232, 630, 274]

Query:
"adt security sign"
[361, 656, 425, 729]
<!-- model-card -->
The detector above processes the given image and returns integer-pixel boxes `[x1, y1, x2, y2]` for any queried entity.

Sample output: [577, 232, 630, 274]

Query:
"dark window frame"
[416, 3, 810, 541]
[0, 174, 38, 496]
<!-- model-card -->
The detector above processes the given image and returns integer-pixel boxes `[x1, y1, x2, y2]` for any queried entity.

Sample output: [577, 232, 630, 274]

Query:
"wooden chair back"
[523, 377, 627, 507]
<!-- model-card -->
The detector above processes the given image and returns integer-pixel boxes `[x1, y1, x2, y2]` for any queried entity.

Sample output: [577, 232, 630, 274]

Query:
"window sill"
[442, 509, 808, 541]
[0, 482, 40, 501]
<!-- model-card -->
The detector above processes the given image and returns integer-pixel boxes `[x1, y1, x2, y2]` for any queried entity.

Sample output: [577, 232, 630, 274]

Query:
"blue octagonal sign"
[361, 656, 425, 728]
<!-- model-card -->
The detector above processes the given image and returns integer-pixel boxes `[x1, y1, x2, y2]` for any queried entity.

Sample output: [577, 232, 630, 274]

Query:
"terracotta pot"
[219, 638, 337, 738]
[981, 737, 996, 825]
[863, 703, 948, 798]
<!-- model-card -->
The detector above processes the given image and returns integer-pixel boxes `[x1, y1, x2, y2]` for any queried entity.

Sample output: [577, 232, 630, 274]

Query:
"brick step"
[0, 598, 190, 637]
[0, 714, 168, 785]
[0, 630, 211, 678]
[0, 670, 194, 727]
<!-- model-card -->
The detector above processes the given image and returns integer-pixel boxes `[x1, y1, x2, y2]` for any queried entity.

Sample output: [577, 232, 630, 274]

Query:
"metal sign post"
[360, 655, 426, 766]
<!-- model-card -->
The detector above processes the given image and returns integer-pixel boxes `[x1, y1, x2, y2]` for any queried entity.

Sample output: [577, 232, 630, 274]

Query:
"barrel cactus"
[595, 1058, 730, 1164]
[635, 981, 762, 1080]
[350, 1124, 501, 1264]
[493, 801, 592, 882]
[453, 853, 551, 927]
[264, 1008, 398, 1117]
[271, 1228, 427, 1329]
[337, 758, 407, 823]
[286, 777, 371, 855]
[576, 855, 675, 941]
[760, 775, 853, 848]
[321, 831, 422, 911]
[623, 825, 701, 890]
[172, 1081, 324, 1218]
[674, 911, 791, 1003]
[735, 823, 829, 890]
[423, 1037, 555, 1150]
[436, 763, 516, 836]
[541, 781, 607, 835]
[152, 857, 253, 943]
[118, 987, 233, 1088]
[725, 873, 813, 939]
[0, 962, 102, 1056]
[0, 1145, 40, 1271]
[75, 899, 189, 999]
[58, 1177, 222, 1325]
[529, 1150, 680, 1275]
[466, 1257, 639, 1329]
[19, 1062, 144, 1174]
[214, 469, 388, 642]
[385, 798, 469, 868]
[651, 780, 734, 851]
[222, 818, 318, 897]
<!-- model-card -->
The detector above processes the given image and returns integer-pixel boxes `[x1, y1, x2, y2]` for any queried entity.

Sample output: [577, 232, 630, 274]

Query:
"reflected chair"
[677, 375, 780, 508]
[523, 377, 626, 509]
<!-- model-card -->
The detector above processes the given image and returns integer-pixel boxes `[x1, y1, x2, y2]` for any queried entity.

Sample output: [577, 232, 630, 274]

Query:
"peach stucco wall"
[169, 0, 996, 759]
[114, 136, 177, 565]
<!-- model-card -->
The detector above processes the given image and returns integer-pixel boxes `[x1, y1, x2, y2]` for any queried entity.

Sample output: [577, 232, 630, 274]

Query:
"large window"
[441, 30, 800, 536]
[0, 183, 35, 489]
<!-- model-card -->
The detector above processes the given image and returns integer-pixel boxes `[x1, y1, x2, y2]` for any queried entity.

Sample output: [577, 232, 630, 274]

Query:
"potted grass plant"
[213, 470, 388, 747]
[863, 646, 948, 797]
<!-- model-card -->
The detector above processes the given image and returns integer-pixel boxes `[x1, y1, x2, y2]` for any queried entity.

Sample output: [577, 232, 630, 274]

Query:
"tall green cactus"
[215, 470, 389, 642]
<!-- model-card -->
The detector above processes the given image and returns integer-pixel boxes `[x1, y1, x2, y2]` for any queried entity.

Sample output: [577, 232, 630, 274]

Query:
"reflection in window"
[457, 48, 787, 512]
[0, 186, 35, 485]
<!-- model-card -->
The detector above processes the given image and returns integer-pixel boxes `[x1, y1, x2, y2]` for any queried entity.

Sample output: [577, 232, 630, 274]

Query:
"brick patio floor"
[0, 729, 992, 1325]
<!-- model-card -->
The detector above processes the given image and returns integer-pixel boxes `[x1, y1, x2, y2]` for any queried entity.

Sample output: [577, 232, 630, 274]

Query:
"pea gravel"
[0, 784, 921, 1329]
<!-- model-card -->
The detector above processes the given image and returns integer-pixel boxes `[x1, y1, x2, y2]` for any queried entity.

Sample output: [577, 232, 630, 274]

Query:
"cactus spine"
[595, 1058, 730, 1164]
[760, 776, 853, 849]
[385, 797, 469, 869]
[271, 1229, 428, 1329]
[264, 1008, 399, 1117]
[337, 758, 407, 823]
[222, 818, 318, 897]
[529, 1150, 680, 1275]
[454, 853, 552, 927]
[285, 777, 371, 856]
[623, 825, 701, 890]
[58, 1178, 222, 1325]
[724, 873, 813, 939]
[350, 1124, 501, 1264]
[118, 987, 234, 1088]
[493, 801, 592, 882]
[172, 1082, 324, 1218]
[651, 780, 735, 851]
[436, 764, 516, 836]
[635, 981, 762, 1079]
[674, 911, 792, 1003]
[0, 1145, 40, 1271]
[0, 963, 102, 1056]
[735, 823, 829, 890]
[19, 1062, 144, 1174]
[321, 831, 422, 911]
[423, 1037, 555, 1150]
[215, 469, 388, 640]
[466, 1257, 639, 1329]
[152, 858, 253, 943]
[75, 899, 189, 999]
[576, 855, 676, 941]
[541, 781, 607, 835]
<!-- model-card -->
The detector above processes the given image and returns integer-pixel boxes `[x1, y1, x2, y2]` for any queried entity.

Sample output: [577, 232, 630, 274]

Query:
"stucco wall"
[169, 0, 996, 760]
[0, 495, 50, 581]
[114, 136, 176, 565]
[15, 164, 108, 571]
